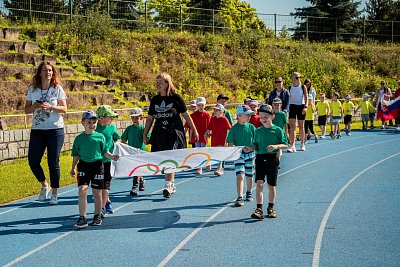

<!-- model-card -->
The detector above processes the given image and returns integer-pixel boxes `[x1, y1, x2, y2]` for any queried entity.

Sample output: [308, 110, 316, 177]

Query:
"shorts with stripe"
[234, 151, 255, 179]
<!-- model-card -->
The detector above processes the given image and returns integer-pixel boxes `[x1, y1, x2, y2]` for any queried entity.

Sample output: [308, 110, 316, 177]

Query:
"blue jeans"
[28, 128, 65, 188]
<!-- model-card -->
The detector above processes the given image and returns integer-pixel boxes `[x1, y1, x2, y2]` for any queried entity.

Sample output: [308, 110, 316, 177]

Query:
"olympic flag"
[111, 143, 243, 177]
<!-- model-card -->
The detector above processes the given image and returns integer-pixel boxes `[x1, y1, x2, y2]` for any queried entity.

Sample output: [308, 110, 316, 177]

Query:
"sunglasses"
[275, 81, 282, 83]
[295, 77, 301, 79]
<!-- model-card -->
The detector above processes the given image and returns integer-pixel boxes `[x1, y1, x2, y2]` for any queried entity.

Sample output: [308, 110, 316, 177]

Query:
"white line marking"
[312, 152, 400, 267]
[1, 178, 194, 267]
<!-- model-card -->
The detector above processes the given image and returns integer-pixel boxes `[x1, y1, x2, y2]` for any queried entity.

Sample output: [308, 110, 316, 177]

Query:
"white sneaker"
[38, 187, 50, 202]
[163, 183, 176, 198]
[287, 146, 296, 153]
[300, 144, 306, 151]
[49, 194, 58, 205]
[396, 127, 400, 131]
[320, 135, 326, 139]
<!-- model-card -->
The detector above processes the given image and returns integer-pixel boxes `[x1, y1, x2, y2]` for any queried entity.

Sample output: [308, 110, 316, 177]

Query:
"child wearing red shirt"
[249, 100, 262, 128]
[204, 103, 231, 176]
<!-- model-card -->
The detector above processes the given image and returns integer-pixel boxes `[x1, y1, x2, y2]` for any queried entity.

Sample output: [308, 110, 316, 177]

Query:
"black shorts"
[289, 104, 306, 120]
[255, 153, 279, 186]
[318, 115, 327, 126]
[103, 162, 112, 190]
[150, 126, 186, 152]
[344, 115, 352, 125]
[77, 160, 105, 189]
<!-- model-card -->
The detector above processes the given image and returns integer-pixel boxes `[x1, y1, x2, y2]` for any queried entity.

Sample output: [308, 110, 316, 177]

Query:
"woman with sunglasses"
[267, 76, 290, 114]
[287, 72, 308, 152]
[304, 79, 316, 104]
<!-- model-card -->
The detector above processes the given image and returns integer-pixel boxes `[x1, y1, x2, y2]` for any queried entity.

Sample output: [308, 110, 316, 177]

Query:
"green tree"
[292, 0, 361, 42]
[365, 0, 400, 41]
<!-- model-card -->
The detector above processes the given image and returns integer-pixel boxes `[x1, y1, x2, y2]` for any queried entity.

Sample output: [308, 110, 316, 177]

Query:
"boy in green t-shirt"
[226, 105, 256, 207]
[272, 98, 288, 162]
[243, 104, 288, 220]
[96, 105, 120, 216]
[71, 110, 119, 229]
[121, 108, 147, 196]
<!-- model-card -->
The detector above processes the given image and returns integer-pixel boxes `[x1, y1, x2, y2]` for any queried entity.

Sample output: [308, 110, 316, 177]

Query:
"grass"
[0, 119, 385, 205]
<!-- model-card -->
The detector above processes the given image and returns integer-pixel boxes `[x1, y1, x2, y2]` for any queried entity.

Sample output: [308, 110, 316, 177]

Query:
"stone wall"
[0, 120, 133, 162]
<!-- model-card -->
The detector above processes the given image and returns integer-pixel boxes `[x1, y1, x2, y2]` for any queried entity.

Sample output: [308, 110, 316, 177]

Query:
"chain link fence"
[1, 0, 400, 42]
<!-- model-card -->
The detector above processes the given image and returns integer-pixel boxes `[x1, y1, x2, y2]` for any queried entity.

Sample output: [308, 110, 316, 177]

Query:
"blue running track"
[1, 130, 400, 267]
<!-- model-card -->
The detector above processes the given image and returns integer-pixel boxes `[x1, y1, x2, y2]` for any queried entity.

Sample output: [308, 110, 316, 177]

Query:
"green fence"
[1, 0, 400, 42]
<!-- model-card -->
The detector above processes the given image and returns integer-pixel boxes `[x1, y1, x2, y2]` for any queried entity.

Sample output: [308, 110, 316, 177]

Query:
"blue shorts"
[369, 113, 375, 120]
[331, 116, 341, 124]
[234, 151, 255, 179]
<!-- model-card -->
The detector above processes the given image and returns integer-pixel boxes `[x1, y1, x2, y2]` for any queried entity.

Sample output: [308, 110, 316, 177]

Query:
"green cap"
[96, 105, 118, 118]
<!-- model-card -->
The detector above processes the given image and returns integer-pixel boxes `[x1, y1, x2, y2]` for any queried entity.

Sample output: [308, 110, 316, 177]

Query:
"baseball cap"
[129, 107, 143, 117]
[272, 98, 282, 104]
[82, 110, 98, 120]
[196, 97, 206, 105]
[190, 100, 197, 107]
[258, 104, 273, 115]
[244, 97, 252, 103]
[249, 100, 258, 107]
[213, 103, 225, 111]
[96, 105, 118, 118]
[362, 93, 370, 99]
[236, 105, 254, 115]
[217, 94, 229, 101]
[345, 94, 351, 99]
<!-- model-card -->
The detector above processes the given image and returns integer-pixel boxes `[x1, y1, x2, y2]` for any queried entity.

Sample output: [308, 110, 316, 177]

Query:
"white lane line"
[1, 178, 195, 267]
[0, 187, 77, 216]
[157, 137, 400, 266]
[312, 152, 400, 267]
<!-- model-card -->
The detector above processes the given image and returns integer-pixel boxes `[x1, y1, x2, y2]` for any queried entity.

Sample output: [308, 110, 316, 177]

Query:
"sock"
[268, 203, 274, 208]
[257, 204, 263, 209]
[166, 181, 172, 187]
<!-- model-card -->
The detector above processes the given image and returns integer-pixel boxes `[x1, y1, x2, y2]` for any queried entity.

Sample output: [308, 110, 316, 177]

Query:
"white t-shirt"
[26, 85, 67, 130]
[289, 84, 305, 105]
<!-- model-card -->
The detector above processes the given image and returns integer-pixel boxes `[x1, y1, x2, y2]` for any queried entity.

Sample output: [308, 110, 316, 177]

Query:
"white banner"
[111, 143, 243, 177]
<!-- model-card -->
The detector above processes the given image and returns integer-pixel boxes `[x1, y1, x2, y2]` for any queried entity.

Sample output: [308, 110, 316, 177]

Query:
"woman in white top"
[304, 79, 316, 104]
[287, 72, 308, 152]
[25, 61, 67, 205]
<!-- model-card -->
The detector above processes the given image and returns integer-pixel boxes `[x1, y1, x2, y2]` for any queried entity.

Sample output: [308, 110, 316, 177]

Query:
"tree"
[291, 0, 362, 42]
[365, 0, 400, 41]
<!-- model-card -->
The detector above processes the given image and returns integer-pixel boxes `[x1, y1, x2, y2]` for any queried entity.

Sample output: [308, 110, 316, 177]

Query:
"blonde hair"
[31, 61, 61, 89]
[157, 72, 177, 96]
[292, 72, 301, 78]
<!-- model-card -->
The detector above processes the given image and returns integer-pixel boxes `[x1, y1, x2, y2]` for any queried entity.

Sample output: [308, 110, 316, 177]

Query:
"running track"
[1, 130, 399, 267]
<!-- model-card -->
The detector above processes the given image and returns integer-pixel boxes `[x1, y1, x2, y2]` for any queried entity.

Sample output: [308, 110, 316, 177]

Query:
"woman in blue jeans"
[24, 61, 67, 205]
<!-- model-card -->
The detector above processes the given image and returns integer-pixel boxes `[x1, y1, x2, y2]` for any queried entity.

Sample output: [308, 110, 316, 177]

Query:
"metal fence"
[1, 1, 400, 42]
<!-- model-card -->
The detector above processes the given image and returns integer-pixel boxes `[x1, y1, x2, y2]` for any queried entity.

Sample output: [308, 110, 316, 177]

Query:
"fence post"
[335, 18, 338, 42]
[145, 1, 148, 32]
[180, 4, 183, 33]
[306, 16, 309, 40]
[107, 0, 110, 16]
[69, 0, 73, 23]
[29, 0, 32, 23]
[274, 13, 277, 38]
[392, 20, 394, 43]
[212, 9, 215, 34]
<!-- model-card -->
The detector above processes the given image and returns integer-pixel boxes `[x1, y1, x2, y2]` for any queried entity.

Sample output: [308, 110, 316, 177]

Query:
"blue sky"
[244, 0, 368, 15]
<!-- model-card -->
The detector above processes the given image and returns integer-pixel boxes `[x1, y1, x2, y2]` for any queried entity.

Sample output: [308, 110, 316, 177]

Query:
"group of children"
[70, 89, 385, 227]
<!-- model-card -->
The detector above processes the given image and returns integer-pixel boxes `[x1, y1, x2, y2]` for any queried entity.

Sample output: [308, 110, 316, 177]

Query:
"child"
[204, 103, 231, 176]
[355, 94, 372, 130]
[187, 97, 211, 174]
[226, 105, 256, 207]
[368, 94, 376, 129]
[305, 94, 318, 143]
[95, 105, 120, 216]
[121, 108, 147, 196]
[71, 110, 119, 229]
[243, 104, 288, 219]
[329, 92, 343, 139]
[343, 94, 355, 136]
[249, 100, 262, 128]
[316, 93, 330, 138]
[272, 98, 288, 163]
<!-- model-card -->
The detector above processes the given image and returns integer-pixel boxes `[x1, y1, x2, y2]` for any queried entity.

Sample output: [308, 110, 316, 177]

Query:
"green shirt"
[121, 124, 146, 150]
[71, 132, 107, 162]
[254, 125, 288, 154]
[272, 111, 287, 130]
[226, 122, 256, 146]
[224, 110, 233, 126]
[96, 124, 121, 162]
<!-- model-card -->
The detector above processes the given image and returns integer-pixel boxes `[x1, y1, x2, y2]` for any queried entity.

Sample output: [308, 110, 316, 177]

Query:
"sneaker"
[320, 135, 325, 139]
[346, 132, 351, 136]
[37, 187, 50, 202]
[267, 207, 277, 218]
[287, 146, 296, 153]
[336, 134, 342, 139]
[329, 132, 335, 139]
[74, 216, 88, 229]
[139, 181, 145, 191]
[130, 186, 139, 196]
[396, 127, 400, 131]
[196, 168, 203, 175]
[371, 125, 375, 129]
[251, 208, 264, 220]
[235, 197, 244, 207]
[101, 208, 107, 219]
[91, 214, 102, 226]
[49, 194, 58, 205]
[245, 191, 253, 202]
[163, 183, 176, 198]
[299, 144, 306, 151]
[105, 202, 113, 214]
[214, 169, 224, 176]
